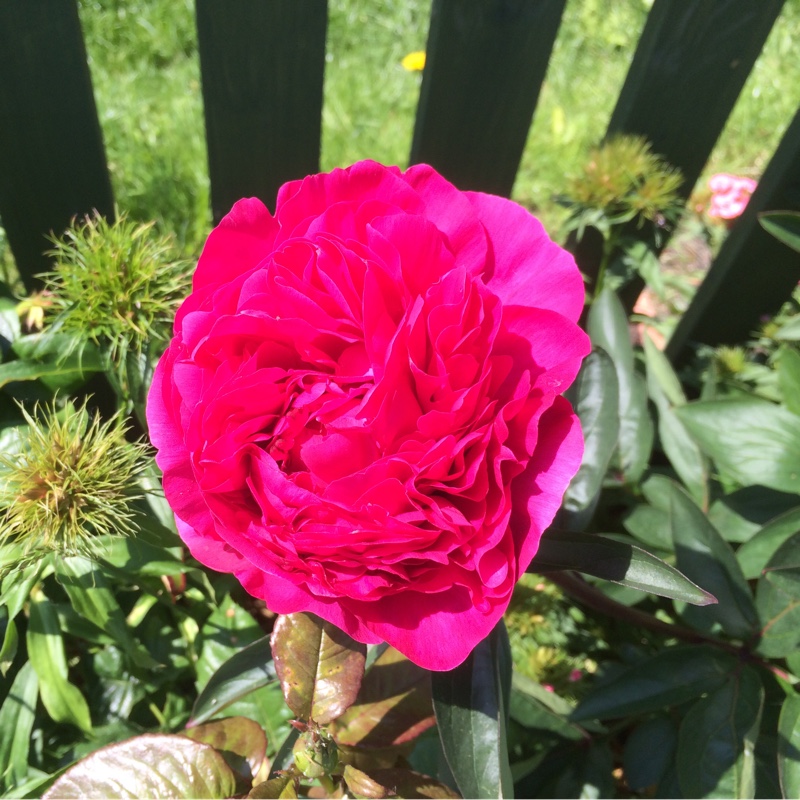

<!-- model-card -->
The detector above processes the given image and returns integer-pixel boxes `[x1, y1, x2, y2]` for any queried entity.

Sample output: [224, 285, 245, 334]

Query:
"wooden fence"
[0, 0, 798, 364]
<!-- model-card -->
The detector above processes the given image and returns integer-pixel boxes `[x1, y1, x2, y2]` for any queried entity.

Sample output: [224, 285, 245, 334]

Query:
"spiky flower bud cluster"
[0, 400, 147, 567]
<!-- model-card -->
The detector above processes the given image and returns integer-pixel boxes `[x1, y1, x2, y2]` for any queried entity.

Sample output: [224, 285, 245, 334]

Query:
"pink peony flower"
[708, 173, 757, 220]
[147, 160, 589, 670]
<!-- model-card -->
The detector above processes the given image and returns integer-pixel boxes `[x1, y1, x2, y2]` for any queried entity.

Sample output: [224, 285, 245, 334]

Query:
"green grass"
[3, 0, 799, 262]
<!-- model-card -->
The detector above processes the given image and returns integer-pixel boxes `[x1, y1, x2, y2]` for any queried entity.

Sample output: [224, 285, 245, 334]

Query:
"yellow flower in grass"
[401, 50, 426, 71]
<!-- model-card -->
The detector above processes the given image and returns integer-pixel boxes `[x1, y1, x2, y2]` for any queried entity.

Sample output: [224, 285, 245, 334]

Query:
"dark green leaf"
[676, 398, 800, 495]
[0, 661, 38, 792]
[190, 636, 277, 727]
[755, 531, 800, 658]
[184, 717, 267, 790]
[432, 622, 513, 799]
[42, 734, 238, 799]
[561, 348, 620, 529]
[26, 590, 92, 733]
[778, 693, 800, 799]
[737, 507, 800, 579]
[330, 645, 435, 748]
[571, 645, 736, 721]
[667, 480, 759, 639]
[268, 728, 300, 778]
[623, 716, 677, 792]
[270, 612, 366, 725]
[759, 211, 800, 253]
[588, 288, 653, 483]
[709, 487, 800, 544]
[623, 503, 672, 551]
[676, 667, 763, 799]
[533, 530, 716, 605]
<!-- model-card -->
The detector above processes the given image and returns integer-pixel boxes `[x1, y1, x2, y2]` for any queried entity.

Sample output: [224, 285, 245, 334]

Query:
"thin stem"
[545, 571, 794, 683]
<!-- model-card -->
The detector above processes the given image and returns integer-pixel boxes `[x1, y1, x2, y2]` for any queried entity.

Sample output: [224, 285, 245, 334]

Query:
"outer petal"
[465, 190, 586, 322]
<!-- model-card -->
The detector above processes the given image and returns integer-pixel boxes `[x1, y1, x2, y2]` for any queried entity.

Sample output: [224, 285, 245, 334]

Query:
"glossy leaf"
[571, 645, 736, 721]
[268, 727, 300, 778]
[533, 530, 716, 605]
[184, 717, 267, 789]
[588, 288, 653, 483]
[778, 693, 800, 799]
[42, 734, 238, 799]
[330, 645, 435, 748]
[667, 480, 759, 639]
[6, 333, 105, 391]
[737, 507, 800, 579]
[432, 621, 513, 799]
[623, 716, 677, 792]
[271, 612, 366, 724]
[759, 211, 800, 253]
[0, 661, 38, 791]
[755, 531, 800, 658]
[248, 775, 295, 798]
[27, 591, 92, 733]
[709, 486, 800, 544]
[56, 556, 157, 668]
[676, 398, 800, 495]
[561, 348, 620, 529]
[623, 503, 672, 551]
[343, 765, 390, 798]
[364, 769, 460, 799]
[676, 667, 763, 799]
[190, 636, 277, 727]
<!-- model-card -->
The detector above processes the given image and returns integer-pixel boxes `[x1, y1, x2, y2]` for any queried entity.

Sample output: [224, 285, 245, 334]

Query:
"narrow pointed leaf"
[777, 346, 800, 416]
[778, 693, 800, 799]
[27, 592, 92, 733]
[676, 398, 800, 495]
[0, 661, 38, 791]
[271, 612, 366, 724]
[571, 645, 736, 721]
[42, 734, 238, 800]
[432, 622, 513, 799]
[561, 348, 620, 528]
[755, 531, 800, 658]
[533, 530, 716, 605]
[676, 667, 763, 799]
[190, 636, 277, 727]
[330, 645, 435, 747]
[759, 211, 800, 253]
[667, 480, 759, 639]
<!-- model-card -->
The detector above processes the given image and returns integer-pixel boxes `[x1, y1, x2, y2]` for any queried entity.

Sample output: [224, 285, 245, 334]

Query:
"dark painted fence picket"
[0, 0, 798, 360]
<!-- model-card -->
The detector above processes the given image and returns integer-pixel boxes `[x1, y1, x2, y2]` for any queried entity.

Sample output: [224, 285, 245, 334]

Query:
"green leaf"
[330, 645, 435, 748]
[776, 316, 800, 342]
[562, 348, 620, 529]
[248, 775, 294, 798]
[184, 717, 267, 791]
[676, 397, 800, 495]
[759, 211, 800, 253]
[588, 288, 653, 483]
[777, 346, 800, 415]
[533, 530, 716, 605]
[0, 661, 38, 791]
[737, 507, 800, 580]
[6, 333, 105, 392]
[270, 612, 366, 725]
[755, 531, 800, 658]
[190, 636, 277, 727]
[709, 486, 800, 544]
[778, 693, 800, 799]
[623, 503, 672, 551]
[56, 556, 157, 668]
[509, 672, 586, 740]
[0, 617, 18, 676]
[667, 480, 759, 639]
[97, 535, 187, 579]
[26, 590, 92, 733]
[432, 622, 513, 799]
[644, 333, 708, 504]
[676, 667, 763, 799]
[623, 716, 677, 792]
[571, 645, 736, 721]
[0, 298, 21, 353]
[359, 769, 460, 799]
[42, 734, 238, 800]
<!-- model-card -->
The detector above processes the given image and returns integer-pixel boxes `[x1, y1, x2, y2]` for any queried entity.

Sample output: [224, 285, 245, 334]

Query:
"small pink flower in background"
[569, 668, 583, 682]
[147, 160, 589, 671]
[708, 172, 757, 220]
